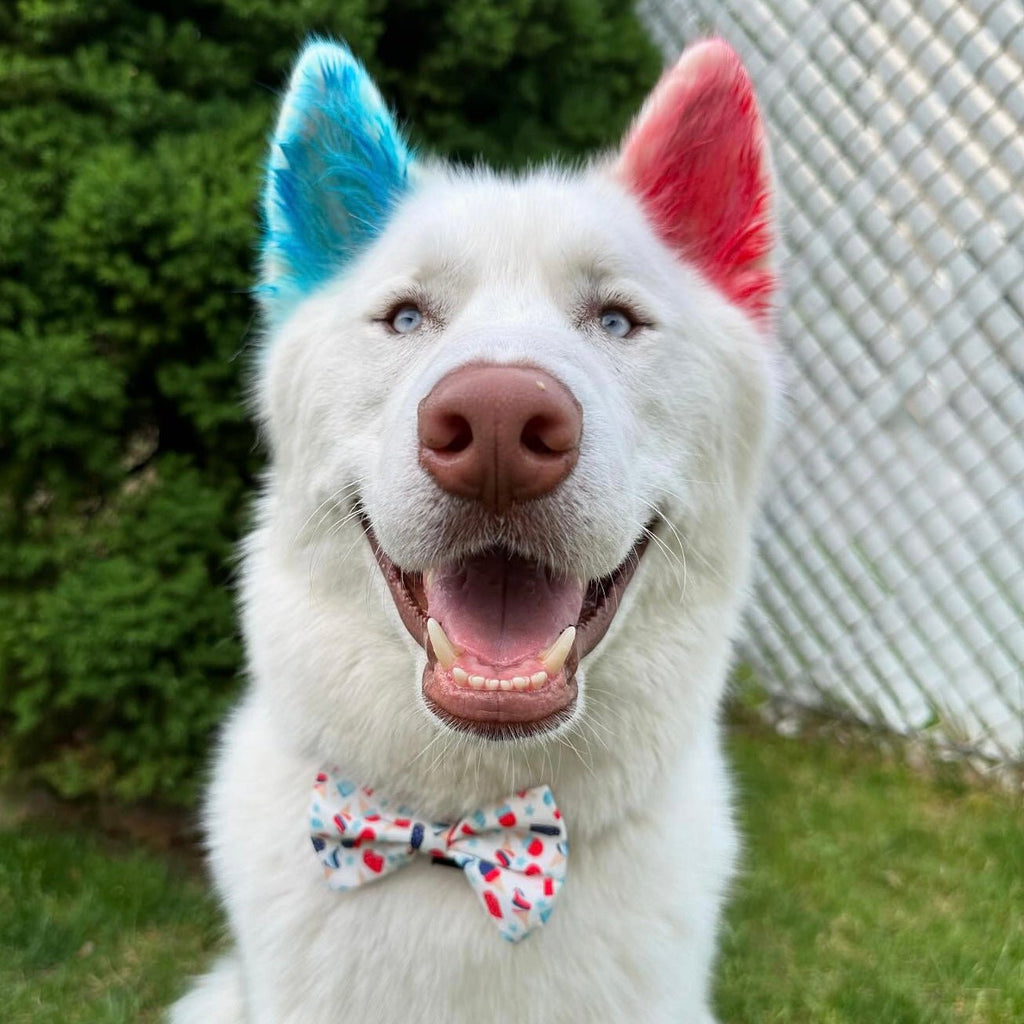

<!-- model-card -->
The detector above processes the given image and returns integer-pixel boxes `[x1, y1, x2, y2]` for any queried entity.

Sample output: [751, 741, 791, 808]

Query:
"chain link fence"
[638, 0, 1023, 765]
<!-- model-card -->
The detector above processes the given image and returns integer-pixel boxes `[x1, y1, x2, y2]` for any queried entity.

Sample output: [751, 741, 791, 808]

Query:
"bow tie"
[310, 769, 568, 943]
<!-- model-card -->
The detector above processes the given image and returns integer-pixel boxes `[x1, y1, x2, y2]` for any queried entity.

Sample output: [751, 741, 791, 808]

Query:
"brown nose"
[418, 364, 582, 511]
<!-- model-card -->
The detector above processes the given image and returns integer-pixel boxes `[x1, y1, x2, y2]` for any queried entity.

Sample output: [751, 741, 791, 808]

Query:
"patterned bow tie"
[310, 769, 568, 942]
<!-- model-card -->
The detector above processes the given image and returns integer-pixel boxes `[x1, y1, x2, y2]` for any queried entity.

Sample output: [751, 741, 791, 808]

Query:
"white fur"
[171, 162, 777, 1022]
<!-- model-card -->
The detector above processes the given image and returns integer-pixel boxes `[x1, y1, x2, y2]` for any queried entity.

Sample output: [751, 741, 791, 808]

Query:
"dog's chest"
[241, 841, 686, 1023]
[210, 699, 717, 1023]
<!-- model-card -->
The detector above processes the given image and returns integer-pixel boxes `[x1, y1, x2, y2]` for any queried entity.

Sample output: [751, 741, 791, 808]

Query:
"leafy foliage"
[0, 1, 661, 804]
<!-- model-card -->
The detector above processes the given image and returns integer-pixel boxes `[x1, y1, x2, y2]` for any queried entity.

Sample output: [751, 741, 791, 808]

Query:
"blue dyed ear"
[259, 40, 413, 324]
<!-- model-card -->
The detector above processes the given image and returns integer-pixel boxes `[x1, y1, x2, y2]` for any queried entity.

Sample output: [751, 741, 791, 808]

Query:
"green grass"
[718, 719, 1023, 1022]
[1, 720, 1020, 1022]
[0, 822, 220, 1023]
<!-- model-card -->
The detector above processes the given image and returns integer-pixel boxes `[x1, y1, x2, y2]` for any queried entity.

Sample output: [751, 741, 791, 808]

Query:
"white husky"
[172, 35, 779, 1024]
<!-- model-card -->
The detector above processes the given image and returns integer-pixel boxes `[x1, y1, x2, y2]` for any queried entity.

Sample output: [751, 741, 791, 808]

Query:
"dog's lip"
[362, 515, 651, 738]
[421, 659, 580, 739]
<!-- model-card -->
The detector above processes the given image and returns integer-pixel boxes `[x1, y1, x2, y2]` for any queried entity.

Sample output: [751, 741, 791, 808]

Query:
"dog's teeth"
[458, 669, 552, 692]
[540, 626, 576, 676]
[427, 618, 460, 671]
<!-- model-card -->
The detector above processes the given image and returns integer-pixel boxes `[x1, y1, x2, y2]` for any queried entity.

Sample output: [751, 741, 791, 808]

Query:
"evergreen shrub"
[0, 0, 661, 805]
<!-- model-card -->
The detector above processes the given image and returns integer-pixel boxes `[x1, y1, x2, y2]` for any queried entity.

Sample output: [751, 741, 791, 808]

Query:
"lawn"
[0, 811, 218, 1024]
[1, 717, 1020, 1023]
[718, 716, 1022, 1022]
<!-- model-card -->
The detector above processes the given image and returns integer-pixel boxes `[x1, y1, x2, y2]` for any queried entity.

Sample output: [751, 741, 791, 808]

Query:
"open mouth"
[364, 519, 650, 739]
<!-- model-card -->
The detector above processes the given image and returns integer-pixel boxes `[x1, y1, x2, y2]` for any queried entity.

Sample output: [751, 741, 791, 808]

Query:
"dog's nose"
[418, 364, 582, 511]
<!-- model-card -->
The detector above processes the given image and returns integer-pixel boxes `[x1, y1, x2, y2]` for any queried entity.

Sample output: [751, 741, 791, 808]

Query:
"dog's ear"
[614, 39, 775, 325]
[259, 39, 413, 324]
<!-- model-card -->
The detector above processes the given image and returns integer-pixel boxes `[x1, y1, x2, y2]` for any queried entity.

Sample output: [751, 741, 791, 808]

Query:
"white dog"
[172, 35, 778, 1024]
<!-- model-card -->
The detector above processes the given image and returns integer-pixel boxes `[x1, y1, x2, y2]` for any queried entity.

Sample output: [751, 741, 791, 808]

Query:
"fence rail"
[639, 0, 1023, 763]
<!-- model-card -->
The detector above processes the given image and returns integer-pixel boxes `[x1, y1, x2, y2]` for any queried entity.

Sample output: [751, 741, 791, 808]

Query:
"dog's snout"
[418, 364, 582, 511]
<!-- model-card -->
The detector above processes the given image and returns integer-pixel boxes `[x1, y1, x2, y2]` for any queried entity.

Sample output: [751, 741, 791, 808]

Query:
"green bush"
[0, 1, 661, 806]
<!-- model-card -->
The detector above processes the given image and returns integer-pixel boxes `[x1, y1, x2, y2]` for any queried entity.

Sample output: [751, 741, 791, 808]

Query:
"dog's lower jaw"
[421, 658, 580, 740]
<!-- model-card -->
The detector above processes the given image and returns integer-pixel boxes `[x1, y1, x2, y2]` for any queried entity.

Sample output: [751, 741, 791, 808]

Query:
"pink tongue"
[424, 552, 585, 667]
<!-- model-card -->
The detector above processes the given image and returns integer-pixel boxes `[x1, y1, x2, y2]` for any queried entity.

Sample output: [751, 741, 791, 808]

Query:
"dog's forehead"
[381, 169, 657, 279]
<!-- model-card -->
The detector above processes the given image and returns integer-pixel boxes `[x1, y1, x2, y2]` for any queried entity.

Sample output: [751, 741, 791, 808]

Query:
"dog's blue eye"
[391, 305, 423, 333]
[599, 308, 633, 338]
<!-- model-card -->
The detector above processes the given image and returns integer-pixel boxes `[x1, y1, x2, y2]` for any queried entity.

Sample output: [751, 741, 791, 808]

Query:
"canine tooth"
[469, 675, 486, 689]
[485, 678, 500, 691]
[540, 626, 576, 676]
[511, 676, 530, 691]
[427, 618, 460, 671]
[452, 667, 469, 685]
[530, 671, 548, 687]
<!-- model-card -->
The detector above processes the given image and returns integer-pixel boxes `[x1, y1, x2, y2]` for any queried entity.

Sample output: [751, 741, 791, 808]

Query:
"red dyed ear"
[615, 40, 775, 324]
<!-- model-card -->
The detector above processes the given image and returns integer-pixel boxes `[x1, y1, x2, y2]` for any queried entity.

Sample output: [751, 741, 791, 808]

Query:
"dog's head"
[247, 39, 778, 788]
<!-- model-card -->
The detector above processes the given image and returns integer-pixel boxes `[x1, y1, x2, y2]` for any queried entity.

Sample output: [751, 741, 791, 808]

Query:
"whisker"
[558, 732, 596, 781]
